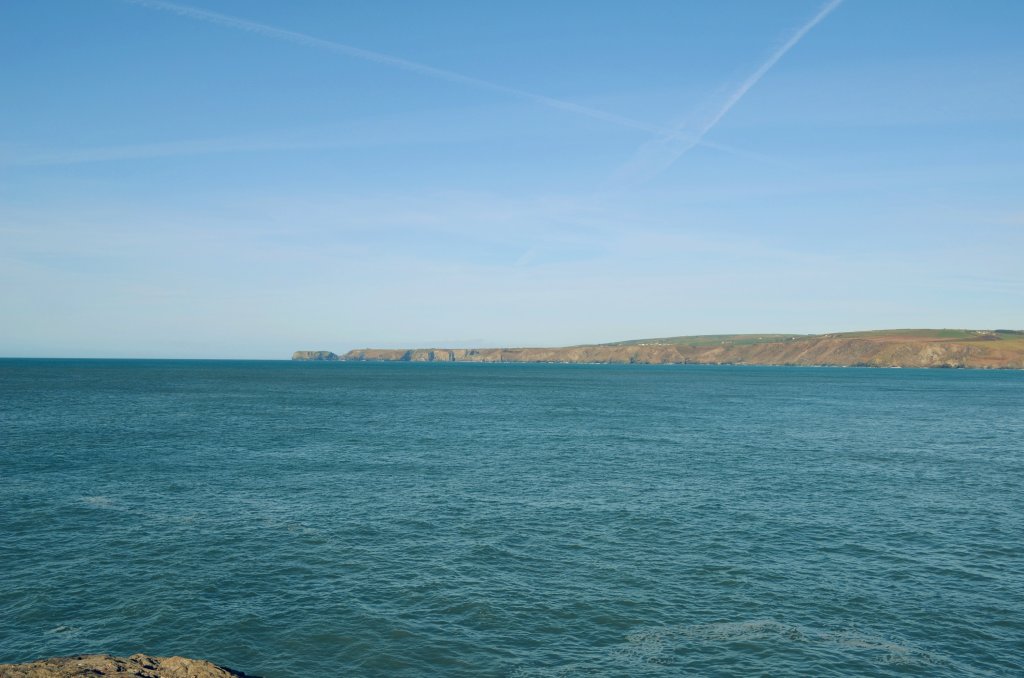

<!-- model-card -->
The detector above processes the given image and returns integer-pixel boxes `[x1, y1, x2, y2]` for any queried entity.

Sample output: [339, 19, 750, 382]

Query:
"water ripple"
[1, 360, 1022, 676]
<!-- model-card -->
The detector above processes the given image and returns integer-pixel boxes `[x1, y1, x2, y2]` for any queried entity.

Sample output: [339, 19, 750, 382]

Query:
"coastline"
[294, 329, 1024, 370]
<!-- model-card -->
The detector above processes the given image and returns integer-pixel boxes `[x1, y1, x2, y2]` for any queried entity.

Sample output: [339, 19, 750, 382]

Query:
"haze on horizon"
[2, 0, 1022, 359]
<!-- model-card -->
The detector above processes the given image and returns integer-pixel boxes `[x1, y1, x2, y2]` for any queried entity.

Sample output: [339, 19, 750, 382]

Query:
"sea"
[1, 359, 1022, 677]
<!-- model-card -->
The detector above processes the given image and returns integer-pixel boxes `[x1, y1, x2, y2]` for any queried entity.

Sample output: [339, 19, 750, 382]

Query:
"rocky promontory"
[0, 654, 256, 677]
[294, 329, 1024, 369]
[290, 350, 339, 361]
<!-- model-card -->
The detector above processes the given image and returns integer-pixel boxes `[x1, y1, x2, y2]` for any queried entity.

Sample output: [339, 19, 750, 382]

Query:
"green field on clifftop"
[605, 329, 1022, 348]
[605, 334, 808, 347]
[831, 329, 1023, 340]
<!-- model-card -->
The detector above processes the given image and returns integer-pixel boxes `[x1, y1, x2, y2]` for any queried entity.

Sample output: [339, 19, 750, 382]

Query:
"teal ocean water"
[1, 360, 1022, 676]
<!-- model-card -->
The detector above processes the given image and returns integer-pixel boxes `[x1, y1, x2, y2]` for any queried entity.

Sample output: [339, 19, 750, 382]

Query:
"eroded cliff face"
[332, 331, 1024, 369]
[0, 654, 256, 677]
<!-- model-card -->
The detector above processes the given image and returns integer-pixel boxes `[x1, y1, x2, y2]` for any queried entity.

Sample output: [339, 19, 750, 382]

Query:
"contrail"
[120, 0, 734, 151]
[9, 0, 773, 168]
[616, 0, 842, 184]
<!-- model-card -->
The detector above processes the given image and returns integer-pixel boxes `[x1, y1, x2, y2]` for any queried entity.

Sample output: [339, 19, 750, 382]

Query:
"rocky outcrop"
[325, 330, 1024, 369]
[0, 654, 256, 677]
[290, 350, 339, 361]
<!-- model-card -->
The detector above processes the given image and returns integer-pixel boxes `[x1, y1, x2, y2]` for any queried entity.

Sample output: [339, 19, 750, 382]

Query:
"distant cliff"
[294, 330, 1024, 369]
[291, 350, 339, 361]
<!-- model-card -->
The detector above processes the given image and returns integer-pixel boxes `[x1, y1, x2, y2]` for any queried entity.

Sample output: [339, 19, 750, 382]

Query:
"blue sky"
[2, 0, 1022, 358]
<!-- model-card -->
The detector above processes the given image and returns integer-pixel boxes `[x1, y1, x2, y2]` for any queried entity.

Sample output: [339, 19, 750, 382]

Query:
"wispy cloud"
[0, 111, 474, 166]
[0, 136, 318, 166]
[614, 0, 842, 184]
[120, 0, 747, 154]
[0, 128, 757, 168]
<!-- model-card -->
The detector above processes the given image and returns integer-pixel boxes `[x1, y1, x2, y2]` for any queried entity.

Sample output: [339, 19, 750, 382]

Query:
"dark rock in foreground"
[0, 654, 257, 678]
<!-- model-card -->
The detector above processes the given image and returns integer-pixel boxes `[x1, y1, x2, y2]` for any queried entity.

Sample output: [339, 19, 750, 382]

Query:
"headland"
[294, 329, 1024, 369]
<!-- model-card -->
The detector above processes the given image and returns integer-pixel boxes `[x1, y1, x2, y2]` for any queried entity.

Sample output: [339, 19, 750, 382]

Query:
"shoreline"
[294, 329, 1024, 370]
[298, 359, 1024, 370]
